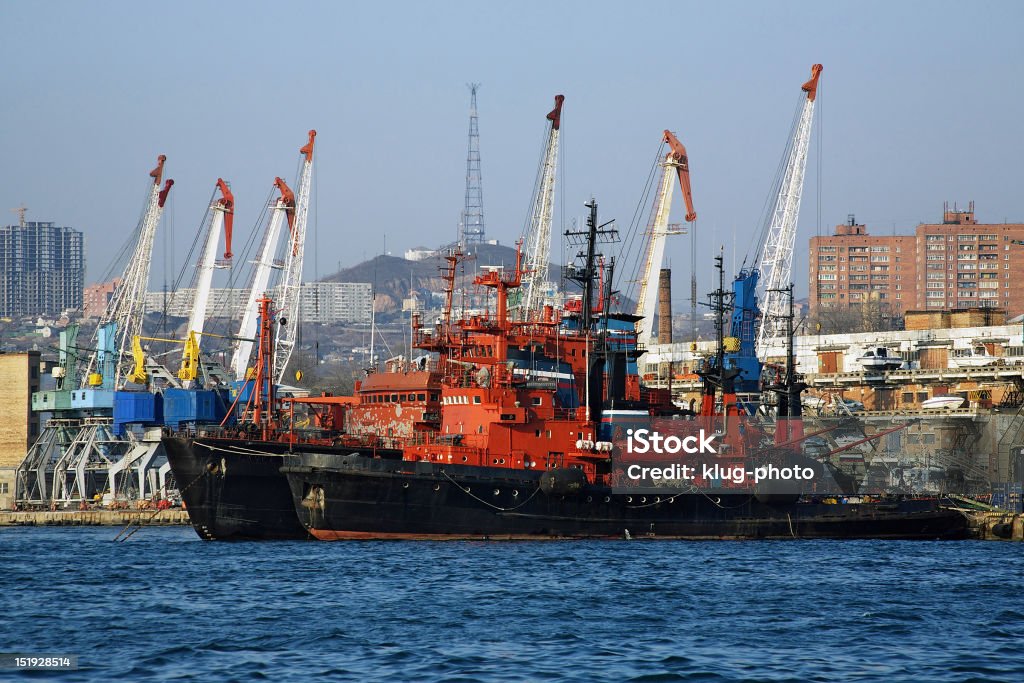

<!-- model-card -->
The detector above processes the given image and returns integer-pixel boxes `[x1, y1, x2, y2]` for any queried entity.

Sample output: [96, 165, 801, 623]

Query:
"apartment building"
[809, 204, 1024, 318]
[0, 219, 84, 317]
[808, 216, 916, 314]
[915, 203, 1024, 312]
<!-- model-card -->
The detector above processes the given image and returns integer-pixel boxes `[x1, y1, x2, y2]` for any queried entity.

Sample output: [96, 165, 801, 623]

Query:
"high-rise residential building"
[0, 219, 85, 317]
[808, 204, 1024, 319]
[808, 216, 916, 314]
[914, 203, 1024, 312]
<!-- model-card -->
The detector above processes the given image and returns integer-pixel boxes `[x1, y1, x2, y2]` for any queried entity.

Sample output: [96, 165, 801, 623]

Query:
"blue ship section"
[507, 349, 579, 409]
[598, 409, 649, 441]
[113, 391, 164, 436]
[726, 268, 762, 394]
[164, 388, 231, 429]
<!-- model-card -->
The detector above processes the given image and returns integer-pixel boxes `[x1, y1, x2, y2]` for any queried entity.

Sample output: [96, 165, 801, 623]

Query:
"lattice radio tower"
[461, 83, 485, 245]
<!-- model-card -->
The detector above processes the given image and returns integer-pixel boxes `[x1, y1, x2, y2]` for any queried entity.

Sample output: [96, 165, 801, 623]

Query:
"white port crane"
[231, 130, 316, 382]
[634, 130, 697, 348]
[518, 95, 564, 319]
[273, 130, 316, 379]
[84, 155, 173, 389]
[755, 64, 823, 354]
[180, 178, 234, 386]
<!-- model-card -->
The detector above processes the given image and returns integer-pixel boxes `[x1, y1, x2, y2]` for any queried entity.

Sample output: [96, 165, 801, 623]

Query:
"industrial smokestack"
[657, 268, 672, 344]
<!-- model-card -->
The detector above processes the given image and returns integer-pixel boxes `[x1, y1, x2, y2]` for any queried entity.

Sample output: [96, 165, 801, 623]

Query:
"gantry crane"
[518, 95, 564, 319]
[634, 130, 697, 349]
[755, 64, 823, 354]
[18, 155, 174, 506]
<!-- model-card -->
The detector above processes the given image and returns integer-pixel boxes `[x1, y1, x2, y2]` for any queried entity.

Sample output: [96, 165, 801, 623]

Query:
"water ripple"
[0, 530, 1022, 682]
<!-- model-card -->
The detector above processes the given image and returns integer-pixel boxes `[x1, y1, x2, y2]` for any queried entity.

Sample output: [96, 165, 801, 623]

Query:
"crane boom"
[231, 177, 294, 380]
[756, 64, 822, 354]
[272, 129, 316, 381]
[519, 95, 564, 319]
[634, 130, 696, 348]
[182, 178, 234, 386]
[84, 155, 173, 389]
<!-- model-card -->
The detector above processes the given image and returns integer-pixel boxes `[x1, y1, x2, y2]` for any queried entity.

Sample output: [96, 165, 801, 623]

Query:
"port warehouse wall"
[0, 352, 41, 509]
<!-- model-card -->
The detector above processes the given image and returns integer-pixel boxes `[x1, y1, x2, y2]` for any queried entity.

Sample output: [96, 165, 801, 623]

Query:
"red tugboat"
[278, 202, 968, 540]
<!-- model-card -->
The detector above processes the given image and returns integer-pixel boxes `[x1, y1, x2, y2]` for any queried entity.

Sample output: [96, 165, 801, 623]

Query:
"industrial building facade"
[0, 220, 84, 317]
[0, 352, 40, 509]
[809, 204, 1024, 317]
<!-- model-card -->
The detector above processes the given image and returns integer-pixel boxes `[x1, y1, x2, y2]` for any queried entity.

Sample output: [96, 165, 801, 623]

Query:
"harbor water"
[1, 527, 1022, 682]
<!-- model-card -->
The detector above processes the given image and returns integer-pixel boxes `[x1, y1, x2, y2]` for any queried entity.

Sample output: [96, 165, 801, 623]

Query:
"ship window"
[391, 394, 398, 402]
[431, 393, 439, 402]
[546, 430, 552, 439]
[532, 397, 542, 406]
[418, 393, 426, 402]
[473, 396, 481, 404]
[902, 392, 914, 404]
[535, 429, 542, 437]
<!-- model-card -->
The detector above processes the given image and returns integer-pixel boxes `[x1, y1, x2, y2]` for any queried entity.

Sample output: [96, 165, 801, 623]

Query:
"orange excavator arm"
[662, 130, 696, 222]
[215, 178, 235, 259]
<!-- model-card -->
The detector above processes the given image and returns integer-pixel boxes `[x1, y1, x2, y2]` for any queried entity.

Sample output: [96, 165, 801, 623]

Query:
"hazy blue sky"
[2, 0, 1022, 303]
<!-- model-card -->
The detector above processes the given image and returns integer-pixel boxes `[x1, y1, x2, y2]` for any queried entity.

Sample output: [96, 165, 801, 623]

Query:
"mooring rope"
[439, 468, 541, 512]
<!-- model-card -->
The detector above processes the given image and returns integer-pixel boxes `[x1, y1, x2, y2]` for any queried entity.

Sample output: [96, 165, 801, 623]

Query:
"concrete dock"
[966, 511, 1024, 541]
[0, 509, 190, 527]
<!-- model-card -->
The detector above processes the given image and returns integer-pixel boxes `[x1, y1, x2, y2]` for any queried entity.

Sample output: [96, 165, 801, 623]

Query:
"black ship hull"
[283, 452, 970, 540]
[163, 436, 309, 540]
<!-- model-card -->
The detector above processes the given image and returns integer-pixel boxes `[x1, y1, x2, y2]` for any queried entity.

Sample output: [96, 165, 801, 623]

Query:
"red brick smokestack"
[658, 268, 672, 344]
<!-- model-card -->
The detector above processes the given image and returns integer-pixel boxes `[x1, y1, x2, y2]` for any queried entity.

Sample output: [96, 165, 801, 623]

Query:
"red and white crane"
[518, 95, 564, 319]
[85, 155, 173, 388]
[231, 130, 316, 382]
[180, 178, 234, 386]
[755, 64, 823, 354]
[634, 130, 697, 348]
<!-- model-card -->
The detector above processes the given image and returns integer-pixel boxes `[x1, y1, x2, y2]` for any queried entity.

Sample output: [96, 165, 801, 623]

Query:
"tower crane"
[84, 155, 174, 389]
[518, 95, 564, 319]
[754, 64, 823, 354]
[634, 130, 697, 348]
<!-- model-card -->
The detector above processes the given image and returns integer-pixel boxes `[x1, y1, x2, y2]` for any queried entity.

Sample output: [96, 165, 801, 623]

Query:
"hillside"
[322, 243, 566, 315]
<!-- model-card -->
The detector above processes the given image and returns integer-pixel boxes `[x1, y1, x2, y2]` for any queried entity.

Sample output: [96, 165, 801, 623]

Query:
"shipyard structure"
[644, 308, 1024, 499]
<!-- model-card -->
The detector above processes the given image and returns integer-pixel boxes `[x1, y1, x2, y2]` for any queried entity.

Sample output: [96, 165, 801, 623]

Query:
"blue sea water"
[1, 527, 1022, 682]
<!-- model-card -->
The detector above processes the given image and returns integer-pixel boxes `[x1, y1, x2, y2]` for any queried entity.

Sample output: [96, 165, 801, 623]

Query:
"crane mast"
[519, 95, 564, 319]
[272, 129, 316, 381]
[634, 130, 696, 348]
[85, 155, 173, 389]
[756, 64, 823, 353]
[181, 178, 234, 386]
[232, 177, 294, 380]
